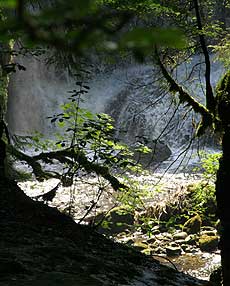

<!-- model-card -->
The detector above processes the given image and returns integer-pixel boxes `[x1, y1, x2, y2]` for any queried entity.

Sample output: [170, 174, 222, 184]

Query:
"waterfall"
[6, 53, 224, 169]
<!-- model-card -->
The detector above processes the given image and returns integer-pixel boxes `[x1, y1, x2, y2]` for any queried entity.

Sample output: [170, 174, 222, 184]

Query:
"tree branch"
[193, 0, 216, 112]
[155, 48, 215, 136]
[33, 149, 127, 191]
[8, 145, 59, 180]
[8, 145, 127, 191]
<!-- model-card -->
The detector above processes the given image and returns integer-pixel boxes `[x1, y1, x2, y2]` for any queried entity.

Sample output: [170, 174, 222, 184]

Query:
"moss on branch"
[8, 145, 127, 191]
[155, 48, 216, 136]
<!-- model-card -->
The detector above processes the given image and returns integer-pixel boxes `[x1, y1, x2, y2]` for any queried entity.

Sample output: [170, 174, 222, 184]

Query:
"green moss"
[183, 214, 202, 234]
[0, 76, 8, 115]
[216, 70, 230, 128]
[0, 41, 13, 117]
[199, 234, 219, 252]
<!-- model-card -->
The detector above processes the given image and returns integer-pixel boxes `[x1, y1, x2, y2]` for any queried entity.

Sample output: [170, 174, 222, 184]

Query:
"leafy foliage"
[198, 151, 221, 181]
[167, 152, 220, 229]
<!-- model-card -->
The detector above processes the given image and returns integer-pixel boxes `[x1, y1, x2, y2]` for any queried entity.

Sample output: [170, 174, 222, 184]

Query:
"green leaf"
[120, 27, 187, 50]
[0, 0, 16, 8]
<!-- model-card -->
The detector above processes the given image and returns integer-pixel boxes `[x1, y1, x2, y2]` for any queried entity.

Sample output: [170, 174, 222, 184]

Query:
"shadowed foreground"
[0, 179, 210, 286]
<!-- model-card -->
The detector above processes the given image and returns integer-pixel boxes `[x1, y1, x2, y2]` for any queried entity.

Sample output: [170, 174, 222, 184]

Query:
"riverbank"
[19, 172, 220, 281]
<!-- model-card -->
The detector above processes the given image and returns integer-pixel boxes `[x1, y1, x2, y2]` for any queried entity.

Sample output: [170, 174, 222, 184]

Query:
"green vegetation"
[133, 152, 221, 235]
[0, 0, 230, 284]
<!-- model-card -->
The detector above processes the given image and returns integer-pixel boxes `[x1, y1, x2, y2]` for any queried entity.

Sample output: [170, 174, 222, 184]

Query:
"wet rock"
[200, 230, 217, 237]
[133, 140, 172, 167]
[173, 231, 188, 240]
[97, 207, 135, 235]
[141, 248, 152, 256]
[184, 234, 198, 245]
[183, 214, 202, 234]
[147, 237, 156, 244]
[133, 241, 149, 251]
[199, 235, 219, 252]
[166, 246, 182, 257]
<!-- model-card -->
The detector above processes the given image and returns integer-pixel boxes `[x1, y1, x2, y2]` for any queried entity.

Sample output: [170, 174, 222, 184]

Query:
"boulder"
[184, 234, 198, 245]
[95, 207, 135, 235]
[199, 235, 219, 252]
[132, 140, 171, 167]
[166, 246, 182, 257]
[173, 231, 188, 240]
[183, 214, 202, 234]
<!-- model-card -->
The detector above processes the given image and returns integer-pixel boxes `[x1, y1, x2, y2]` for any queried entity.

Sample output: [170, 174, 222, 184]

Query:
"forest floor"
[0, 179, 211, 286]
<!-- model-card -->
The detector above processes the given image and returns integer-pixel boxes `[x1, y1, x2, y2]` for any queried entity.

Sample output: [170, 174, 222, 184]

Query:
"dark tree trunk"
[0, 120, 6, 180]
[216, 127, 230, 285]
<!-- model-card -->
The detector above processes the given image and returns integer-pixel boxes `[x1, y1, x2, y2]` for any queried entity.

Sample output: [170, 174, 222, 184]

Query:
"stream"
[19, 170, 221, 282]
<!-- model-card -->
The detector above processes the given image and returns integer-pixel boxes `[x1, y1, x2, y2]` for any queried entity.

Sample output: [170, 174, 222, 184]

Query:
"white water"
[6, 52, 223, 176]
[7, 54, 223, 154]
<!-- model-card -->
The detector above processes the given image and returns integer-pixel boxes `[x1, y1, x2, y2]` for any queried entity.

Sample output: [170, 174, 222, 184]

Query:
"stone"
[174, 239, 186, 245]
[147, 237, 156, 244]
[173, 231, 188, 240]
[132, 140, 172, 167]
[155, 233, 171, 242]
[163, 232, 173, 240]
[170, 242, 179, 248]
[96, 207, 134, 235]
[166, 246, 182, 257]
[184, 234, 198, 245]
[200, 230, 217, 237]
[199, 235, 219, 252]
[181, 244, 189, 252]
[141, 248, 153, 256]
[152, 246, 165, 254]
[201, 226, 216, 232]
[133, 241, 149, 251]
[183, 214, 202, 234]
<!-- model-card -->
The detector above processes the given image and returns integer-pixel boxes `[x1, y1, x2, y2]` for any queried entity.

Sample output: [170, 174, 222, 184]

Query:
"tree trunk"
[0, 120, 6, 180]
[216, 127, 230, 285]
[0, 42, 12, 182]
